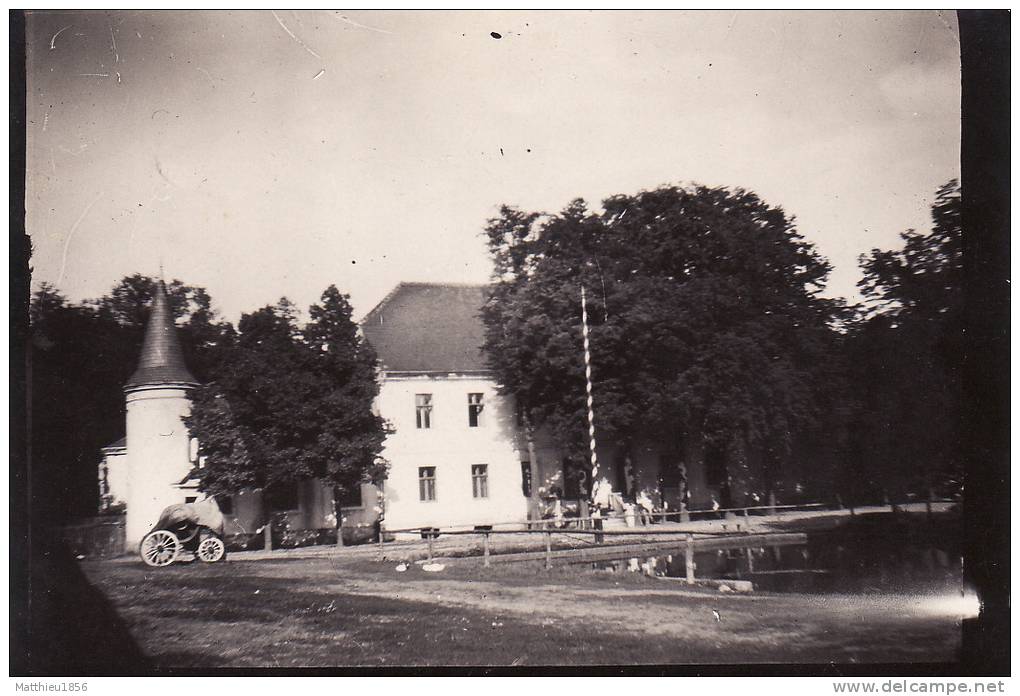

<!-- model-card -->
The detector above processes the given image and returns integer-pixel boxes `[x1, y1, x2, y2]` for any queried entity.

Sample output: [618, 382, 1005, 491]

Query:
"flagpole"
[581, 285, 608, 514]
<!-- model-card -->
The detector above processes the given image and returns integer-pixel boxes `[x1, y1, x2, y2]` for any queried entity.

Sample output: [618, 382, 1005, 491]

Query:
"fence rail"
[381, 499, 834, 537]
[376, 498, 956, 570]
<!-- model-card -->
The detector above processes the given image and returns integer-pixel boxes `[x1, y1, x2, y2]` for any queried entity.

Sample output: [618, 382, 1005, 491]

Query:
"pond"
[585, 513, 964, 595]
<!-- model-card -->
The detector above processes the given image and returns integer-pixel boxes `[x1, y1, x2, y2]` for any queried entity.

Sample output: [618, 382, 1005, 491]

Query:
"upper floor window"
[472, 464, 489, 499]
[419, 467, 437, 501]
[415, 393, 433, 429]
[468, 393, 484, 427]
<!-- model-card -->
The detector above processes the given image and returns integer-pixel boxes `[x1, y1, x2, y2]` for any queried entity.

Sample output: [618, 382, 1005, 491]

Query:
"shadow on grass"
[13, 538, 152, 675]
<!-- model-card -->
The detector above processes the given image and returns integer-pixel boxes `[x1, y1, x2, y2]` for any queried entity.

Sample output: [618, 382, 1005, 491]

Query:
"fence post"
[427, 529, 434, 562]
[377, 523, 385, 561]
[483, 532, 491, 568]
[263, 521, 272, 553]
[746, 546, 755, 574]
[685, 533, 695, 584]
[544, 529, 552, 570]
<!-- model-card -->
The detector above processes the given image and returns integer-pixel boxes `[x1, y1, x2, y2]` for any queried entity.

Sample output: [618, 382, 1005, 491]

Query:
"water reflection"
[588, 513, 963, 594]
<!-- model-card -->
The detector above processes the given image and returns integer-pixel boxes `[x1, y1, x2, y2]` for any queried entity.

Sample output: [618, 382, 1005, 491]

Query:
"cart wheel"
[197, 536, 226, 563]
[140, 530, 180, 567]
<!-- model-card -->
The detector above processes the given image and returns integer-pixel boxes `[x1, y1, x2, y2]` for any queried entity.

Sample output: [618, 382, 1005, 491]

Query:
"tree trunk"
[333, 487, 346, 547]
[523, 413, 541, 525]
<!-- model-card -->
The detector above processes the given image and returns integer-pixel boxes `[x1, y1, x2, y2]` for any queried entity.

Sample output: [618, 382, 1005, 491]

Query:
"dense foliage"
[184, 286, 389, 531]
[482, 185, 848, 505]
[846, 180, 963, 501]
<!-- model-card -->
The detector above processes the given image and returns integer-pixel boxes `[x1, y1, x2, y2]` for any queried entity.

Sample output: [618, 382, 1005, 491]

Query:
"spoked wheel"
[196, 535, 226, 563]
[140, 530, 181, 567]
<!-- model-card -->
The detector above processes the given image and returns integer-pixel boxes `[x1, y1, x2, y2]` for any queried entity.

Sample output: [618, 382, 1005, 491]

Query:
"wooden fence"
[376, 498, 955, 571]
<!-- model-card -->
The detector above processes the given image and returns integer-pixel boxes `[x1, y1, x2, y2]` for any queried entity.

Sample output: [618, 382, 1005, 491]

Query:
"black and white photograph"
[10, 8, 1009, 680]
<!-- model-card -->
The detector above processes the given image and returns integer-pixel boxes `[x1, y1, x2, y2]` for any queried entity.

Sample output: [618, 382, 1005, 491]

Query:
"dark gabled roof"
[125, 280, 198, 390]
[360, 282, 491, 373]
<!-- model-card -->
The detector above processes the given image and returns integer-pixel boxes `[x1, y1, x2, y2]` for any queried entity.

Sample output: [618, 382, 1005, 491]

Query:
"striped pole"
[580, 286, 607, 508]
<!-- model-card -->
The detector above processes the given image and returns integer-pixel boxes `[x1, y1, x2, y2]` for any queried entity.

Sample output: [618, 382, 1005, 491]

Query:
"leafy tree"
[482, 184, 846, 507]
[848, 180, 963, 501]
[185, 286, 389, 543]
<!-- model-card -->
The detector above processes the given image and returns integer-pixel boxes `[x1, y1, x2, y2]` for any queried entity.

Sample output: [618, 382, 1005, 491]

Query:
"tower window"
[468, 393, 484, 427]
[521, 461, 532, 498]
[415, 394, 433, 429]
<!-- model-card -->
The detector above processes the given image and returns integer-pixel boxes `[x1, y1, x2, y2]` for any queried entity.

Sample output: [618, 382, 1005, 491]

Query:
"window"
[521, 461, 532, 497]
[472, 464, 489, 499]
[185, 496, 197, 504]
[218, 495, 234, 515]
[419, 467, 437, 502]
[468, 393, 484, 427]
[415, 394, 433, 429]
[266, 481, 300, 512]
[339, 485, 363, 508]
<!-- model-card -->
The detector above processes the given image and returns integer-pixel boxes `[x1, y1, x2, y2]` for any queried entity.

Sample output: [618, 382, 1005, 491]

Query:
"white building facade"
[361, 283, 531, 531]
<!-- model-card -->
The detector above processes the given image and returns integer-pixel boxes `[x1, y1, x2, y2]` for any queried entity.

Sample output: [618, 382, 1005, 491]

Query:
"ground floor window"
[339, 485, 363, 508]
[472, 464, 489, 498]
[419, 467, 437, 501]
[562, 457, 590, 499]
[266, 481, 300, 512]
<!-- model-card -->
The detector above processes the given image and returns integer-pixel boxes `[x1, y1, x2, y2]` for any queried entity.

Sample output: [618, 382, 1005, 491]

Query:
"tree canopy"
[482, 184, 846, 504]
[846, 180, 963, 500]
[184, 286, 389, 528]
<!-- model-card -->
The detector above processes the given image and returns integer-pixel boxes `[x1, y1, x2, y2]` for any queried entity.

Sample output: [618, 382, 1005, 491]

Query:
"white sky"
[25, 10, 961, 322]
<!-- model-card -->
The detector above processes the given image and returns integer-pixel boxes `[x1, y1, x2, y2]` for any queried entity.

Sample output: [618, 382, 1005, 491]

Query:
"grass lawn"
[81, 551, 964, 669]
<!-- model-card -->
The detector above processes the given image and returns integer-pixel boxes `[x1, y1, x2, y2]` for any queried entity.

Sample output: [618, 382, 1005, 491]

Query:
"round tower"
[123, 281, 199, 549]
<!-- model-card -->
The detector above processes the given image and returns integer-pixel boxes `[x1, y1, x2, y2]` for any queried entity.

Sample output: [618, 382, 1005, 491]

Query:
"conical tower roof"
[124, 280, 198, 390]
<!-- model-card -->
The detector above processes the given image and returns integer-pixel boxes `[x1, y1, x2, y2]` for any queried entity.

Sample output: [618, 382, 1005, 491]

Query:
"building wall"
[216, 482, 380, 537]
[124, 385, 196, 547]
[378, 373, 528, 530]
